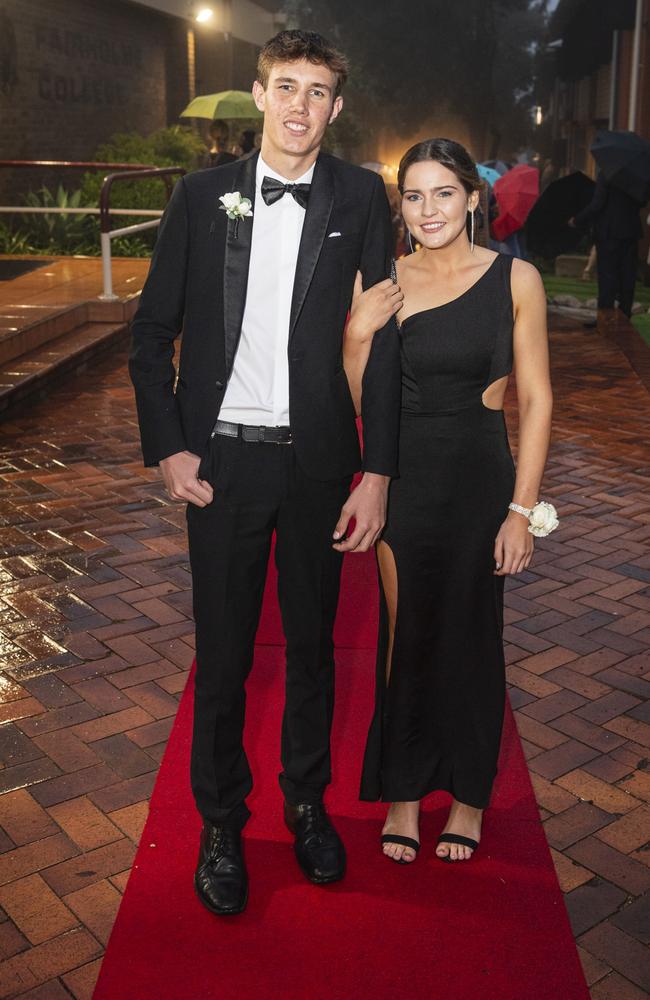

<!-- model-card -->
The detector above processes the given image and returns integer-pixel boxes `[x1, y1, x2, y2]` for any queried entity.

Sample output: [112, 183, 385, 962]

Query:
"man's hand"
[332, 473, 389, 553]
[160, 450, 213, 507]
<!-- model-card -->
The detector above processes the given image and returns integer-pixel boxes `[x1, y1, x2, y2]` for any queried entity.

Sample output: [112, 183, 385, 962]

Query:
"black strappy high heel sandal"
[381, 834, 420, 865]
[435, 833, 479, 862]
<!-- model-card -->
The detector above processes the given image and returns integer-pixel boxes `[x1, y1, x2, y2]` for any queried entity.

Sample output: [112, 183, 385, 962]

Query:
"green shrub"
[0, 221, 39, 255]
[66, 125, 206, 255]
[20, 185, 95, 254]
[79, 125, 205, 218]
[111, 234, 155, 257]
[3, 183, 156, 257]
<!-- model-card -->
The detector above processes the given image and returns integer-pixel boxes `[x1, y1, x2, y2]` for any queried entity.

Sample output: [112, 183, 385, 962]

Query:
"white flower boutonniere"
[219, 191, 253, 237]
[219, 191, 253, 219]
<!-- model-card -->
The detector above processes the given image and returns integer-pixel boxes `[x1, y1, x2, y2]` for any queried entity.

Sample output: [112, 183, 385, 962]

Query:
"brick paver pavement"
[0, 313, 648, 998]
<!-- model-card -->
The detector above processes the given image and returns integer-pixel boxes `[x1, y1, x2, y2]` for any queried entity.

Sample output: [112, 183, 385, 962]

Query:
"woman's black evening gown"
[360, 253, 516, 809]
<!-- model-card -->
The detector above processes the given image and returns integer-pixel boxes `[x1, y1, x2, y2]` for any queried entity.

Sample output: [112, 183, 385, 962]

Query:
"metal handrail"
[99, 167, 183, 233]
[0, 160, 157, 171]
[0, 207, 163, 217]
[0, 159, 186, 301]
[98, 166, 185, 300]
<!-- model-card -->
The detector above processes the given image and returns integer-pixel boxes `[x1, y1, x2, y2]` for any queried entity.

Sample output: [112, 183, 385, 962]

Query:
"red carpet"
[95, 549, 589, 1000]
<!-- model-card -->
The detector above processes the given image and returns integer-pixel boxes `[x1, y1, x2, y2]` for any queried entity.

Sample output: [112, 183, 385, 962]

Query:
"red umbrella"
[492, 165, 539, 241]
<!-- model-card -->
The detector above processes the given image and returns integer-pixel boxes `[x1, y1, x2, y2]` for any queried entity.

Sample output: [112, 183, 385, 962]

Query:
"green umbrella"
[180, 90, 262, 120]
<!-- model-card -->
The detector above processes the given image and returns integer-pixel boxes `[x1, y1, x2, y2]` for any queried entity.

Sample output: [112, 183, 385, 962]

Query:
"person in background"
[582, 245, 596, 282]
[488, 188, 526, 260]
[540, 158, 558, 192]
[239, 129, 257, 156]
[204, 120, 237, 168]
[570, 172, 647, 318]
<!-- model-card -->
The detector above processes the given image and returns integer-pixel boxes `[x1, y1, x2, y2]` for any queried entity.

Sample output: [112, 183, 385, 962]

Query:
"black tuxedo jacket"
[129, 150, 401, 481]
[574, 172, 645, 241]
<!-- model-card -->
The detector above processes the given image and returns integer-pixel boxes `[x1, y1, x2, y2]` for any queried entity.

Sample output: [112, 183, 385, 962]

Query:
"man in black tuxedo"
[572, 171, 646, 317]
[129, 30, 401, 915]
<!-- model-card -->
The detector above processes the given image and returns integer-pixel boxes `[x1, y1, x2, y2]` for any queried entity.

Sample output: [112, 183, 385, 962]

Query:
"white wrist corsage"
[219, 191, 253, 238]
[508, 501, 559, 537]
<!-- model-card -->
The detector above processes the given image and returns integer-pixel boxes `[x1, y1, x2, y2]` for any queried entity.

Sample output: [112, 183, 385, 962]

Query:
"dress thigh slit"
[376, 539, 398, 687]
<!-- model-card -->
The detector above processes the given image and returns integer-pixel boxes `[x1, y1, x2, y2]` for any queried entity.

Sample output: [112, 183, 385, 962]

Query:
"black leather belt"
[211, 419, 293, 444]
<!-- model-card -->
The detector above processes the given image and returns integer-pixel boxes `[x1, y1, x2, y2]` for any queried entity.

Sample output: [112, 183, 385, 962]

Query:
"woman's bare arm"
[494, 259, 553, 576]
[511, 260, 553, 506]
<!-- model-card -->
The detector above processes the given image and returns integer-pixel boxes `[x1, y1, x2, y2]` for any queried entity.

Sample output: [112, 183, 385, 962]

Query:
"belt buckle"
[274, 426, 291, 445]
[259, 425, 266, 443]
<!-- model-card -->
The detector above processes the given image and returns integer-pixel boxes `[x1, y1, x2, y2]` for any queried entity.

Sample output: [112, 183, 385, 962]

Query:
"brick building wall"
[193, 32, 259, 97]
[0, 0, 177, 192]
[0, 0, 272, 201]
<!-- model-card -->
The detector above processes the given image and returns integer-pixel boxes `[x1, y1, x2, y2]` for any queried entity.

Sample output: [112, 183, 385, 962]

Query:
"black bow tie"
[261, 175, 311, 209]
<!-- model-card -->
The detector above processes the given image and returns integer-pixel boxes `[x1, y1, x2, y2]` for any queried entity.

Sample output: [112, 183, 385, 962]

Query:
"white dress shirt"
[218, 154, 314, 427]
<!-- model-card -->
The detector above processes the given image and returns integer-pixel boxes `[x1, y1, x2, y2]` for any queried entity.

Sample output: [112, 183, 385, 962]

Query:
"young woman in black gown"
[343, 139, 555, 864]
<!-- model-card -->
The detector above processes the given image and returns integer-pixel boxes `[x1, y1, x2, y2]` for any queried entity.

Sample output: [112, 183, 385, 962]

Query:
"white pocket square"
[327, 231, 342, 238]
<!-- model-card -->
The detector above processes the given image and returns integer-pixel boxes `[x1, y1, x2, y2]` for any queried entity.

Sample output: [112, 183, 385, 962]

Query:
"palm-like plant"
[0, 222, 38, 254]
[22, 185, 93, 253]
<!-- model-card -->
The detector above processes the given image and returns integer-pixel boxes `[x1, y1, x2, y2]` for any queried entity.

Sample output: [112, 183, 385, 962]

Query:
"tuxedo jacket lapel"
[223, 151, 258, 376]
[289, 154, 334, 338]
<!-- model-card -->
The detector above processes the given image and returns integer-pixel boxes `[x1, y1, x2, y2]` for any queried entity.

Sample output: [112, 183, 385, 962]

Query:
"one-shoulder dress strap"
[390, 257, 398, 283]
[485, 253, 515, 387]
[499, 252, 514, 301]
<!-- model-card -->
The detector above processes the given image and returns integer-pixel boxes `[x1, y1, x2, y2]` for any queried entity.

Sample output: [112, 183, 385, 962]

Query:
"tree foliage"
[285, 0, 549, 160]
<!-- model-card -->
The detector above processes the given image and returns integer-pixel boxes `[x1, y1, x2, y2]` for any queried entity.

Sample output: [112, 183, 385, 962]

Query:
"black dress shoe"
[194, 821, 248, 915]
[284, 803, 346, 884]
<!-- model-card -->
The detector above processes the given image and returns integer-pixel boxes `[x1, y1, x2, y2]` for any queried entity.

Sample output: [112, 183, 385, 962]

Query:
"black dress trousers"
[596, 238, 638, 317]
[186, 432, 351, 830]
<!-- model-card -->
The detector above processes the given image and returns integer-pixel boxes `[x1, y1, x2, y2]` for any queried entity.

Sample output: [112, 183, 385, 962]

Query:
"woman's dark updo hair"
[397, 137, 483, 196]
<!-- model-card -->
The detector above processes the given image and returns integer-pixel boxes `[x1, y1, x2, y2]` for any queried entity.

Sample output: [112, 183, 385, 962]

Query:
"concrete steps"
[0, 318, 130, 414]
[0, 255, 147, 417]
[0, 302, 90, 366]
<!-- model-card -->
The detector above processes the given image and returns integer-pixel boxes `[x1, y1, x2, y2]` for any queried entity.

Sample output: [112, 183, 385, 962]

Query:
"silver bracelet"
[508, 502, 532, 518]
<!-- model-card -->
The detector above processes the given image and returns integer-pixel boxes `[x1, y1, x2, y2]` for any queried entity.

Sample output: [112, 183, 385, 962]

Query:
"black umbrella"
[525, 171, 596, 257]
[590, 129, 650, 203]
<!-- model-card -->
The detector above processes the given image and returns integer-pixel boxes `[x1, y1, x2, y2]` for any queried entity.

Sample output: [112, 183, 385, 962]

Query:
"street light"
[185, 1, 233, 106]
[186, 4, 219, 105]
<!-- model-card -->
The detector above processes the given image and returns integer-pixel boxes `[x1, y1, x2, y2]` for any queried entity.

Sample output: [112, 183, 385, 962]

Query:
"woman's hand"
[493, 511, 534, 576]
[346, 270, 403, 342]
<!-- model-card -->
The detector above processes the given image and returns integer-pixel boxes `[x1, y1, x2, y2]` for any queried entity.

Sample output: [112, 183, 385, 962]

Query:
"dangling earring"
[407, 229, 417, 254]
[470, 209, 475, 253]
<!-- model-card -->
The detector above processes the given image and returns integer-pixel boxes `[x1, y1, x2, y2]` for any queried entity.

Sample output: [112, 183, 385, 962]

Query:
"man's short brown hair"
[257, 30, 349, 99]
